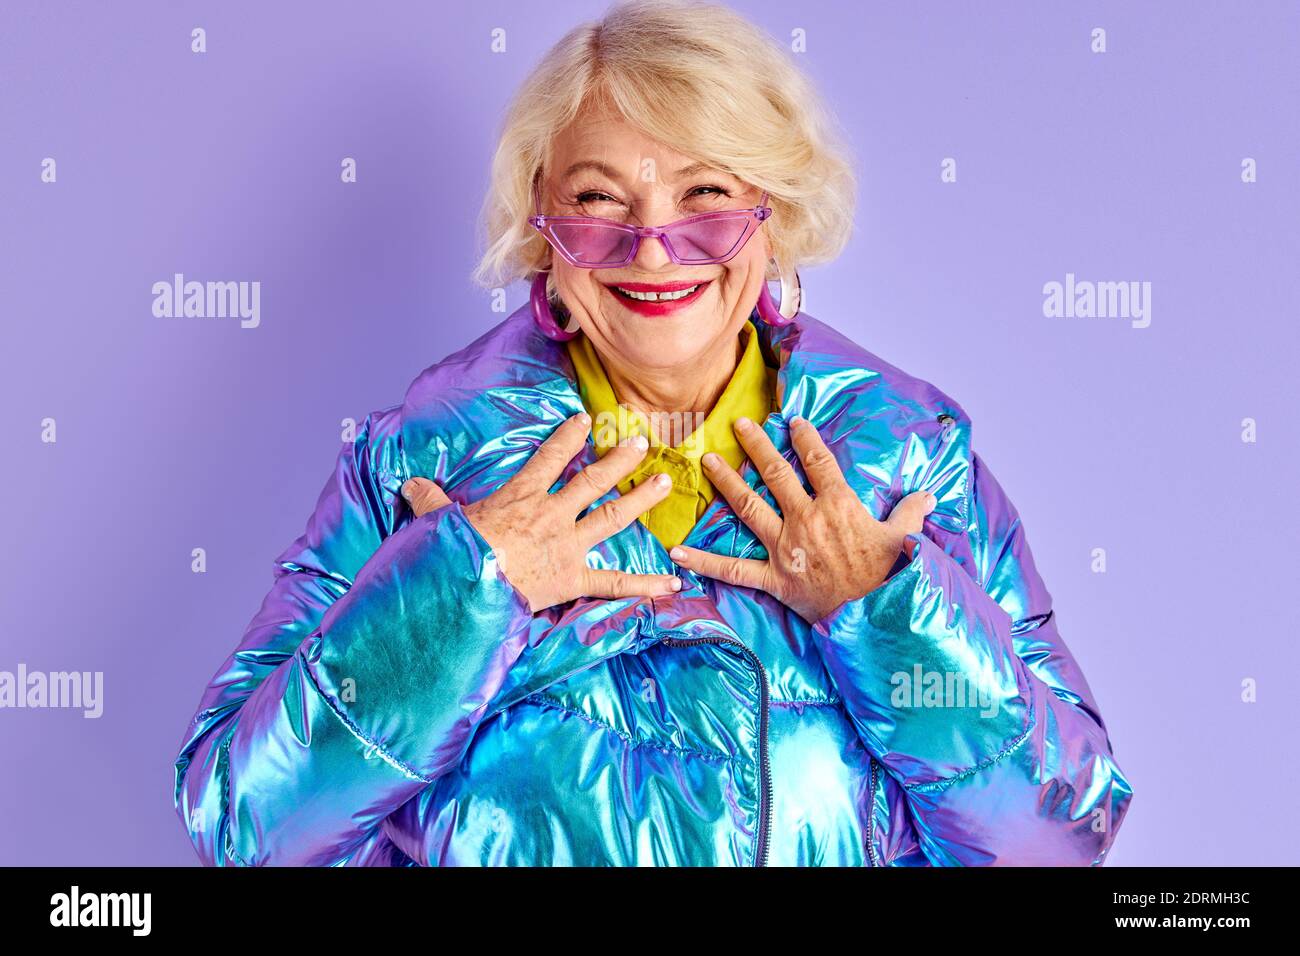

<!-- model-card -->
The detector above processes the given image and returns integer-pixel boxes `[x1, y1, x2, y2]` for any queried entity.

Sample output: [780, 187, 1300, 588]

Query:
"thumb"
[885, 489, 936, 537]
[401, 477, 452, 517]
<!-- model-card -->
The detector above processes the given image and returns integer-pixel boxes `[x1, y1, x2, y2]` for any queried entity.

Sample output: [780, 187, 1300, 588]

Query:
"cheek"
[721, 245, 768, 293]
[554, 265, 601, 309]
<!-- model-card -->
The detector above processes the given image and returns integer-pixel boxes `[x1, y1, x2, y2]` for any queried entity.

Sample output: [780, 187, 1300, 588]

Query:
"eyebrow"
[560, 159, 733, 182]
[672, 161, 719, 178]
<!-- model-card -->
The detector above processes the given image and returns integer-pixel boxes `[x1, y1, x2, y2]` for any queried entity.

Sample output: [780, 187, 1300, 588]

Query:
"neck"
[598, 330, 746, 444]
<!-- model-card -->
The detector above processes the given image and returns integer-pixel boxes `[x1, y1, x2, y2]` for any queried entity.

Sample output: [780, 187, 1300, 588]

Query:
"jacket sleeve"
[172, 408, 534, 866]
[810, 452, 1133, 866]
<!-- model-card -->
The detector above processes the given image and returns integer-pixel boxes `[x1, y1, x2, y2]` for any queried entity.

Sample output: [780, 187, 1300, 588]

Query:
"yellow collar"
[566, 319, 776, 472]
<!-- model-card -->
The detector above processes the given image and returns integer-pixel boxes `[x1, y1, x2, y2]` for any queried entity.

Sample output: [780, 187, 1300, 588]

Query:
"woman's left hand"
[670, 415, 937, 625]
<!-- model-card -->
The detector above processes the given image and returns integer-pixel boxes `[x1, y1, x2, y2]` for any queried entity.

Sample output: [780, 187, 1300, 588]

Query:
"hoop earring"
[755, 261, 802, 327]
[530, 271, 581, 341]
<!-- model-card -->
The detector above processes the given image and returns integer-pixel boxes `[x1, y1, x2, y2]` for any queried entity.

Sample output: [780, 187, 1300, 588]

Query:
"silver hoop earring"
[755, 259, 804, 327]
[777, 265, 802, 319]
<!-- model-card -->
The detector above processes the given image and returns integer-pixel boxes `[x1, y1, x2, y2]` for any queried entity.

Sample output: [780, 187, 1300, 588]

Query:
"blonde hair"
[471, 0, 857, 290]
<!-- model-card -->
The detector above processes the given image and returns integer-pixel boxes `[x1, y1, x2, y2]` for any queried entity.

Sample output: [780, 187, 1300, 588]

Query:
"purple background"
[2, 1, 1297, 866]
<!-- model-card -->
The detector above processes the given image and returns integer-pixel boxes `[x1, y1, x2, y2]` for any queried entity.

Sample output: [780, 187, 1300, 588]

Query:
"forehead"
[549, 104, 732, 185]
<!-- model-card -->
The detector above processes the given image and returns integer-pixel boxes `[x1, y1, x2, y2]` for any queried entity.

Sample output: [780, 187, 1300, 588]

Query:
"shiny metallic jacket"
[173, 303, 1133, 866]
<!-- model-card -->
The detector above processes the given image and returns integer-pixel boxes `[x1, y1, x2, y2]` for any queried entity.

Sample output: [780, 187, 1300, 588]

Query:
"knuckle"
[600, 499, 625, 528]
[575, 466, 606, 495]
[411, 489, 445, 516]
[803, 448, 835, 471]
[536, 431, 564, 454]
[736, 491, 766, 524]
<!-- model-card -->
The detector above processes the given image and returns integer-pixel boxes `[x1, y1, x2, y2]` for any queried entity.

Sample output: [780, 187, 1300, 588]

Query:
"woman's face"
[541, 106, 771, 375]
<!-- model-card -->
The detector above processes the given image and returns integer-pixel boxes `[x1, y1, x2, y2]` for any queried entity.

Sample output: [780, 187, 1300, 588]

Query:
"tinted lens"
[549, 222, 635, 266]
[663, 215, 750, 263]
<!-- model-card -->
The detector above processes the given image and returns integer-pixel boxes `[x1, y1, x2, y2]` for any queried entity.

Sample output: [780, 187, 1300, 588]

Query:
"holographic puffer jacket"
[173, 303, 1133, 867]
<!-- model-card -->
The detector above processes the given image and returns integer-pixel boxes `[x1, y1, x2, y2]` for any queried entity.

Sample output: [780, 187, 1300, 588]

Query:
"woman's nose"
[632, 229, 674, 270]
[630, 203, 677, 269]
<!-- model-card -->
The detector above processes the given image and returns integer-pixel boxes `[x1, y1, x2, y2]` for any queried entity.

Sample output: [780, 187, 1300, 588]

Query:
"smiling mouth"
[604, 280, 712, 311]
[610, 283, 703, 302]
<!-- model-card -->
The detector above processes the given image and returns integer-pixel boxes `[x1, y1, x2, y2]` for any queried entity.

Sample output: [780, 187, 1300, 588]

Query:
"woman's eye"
[576, 186, 729, 204]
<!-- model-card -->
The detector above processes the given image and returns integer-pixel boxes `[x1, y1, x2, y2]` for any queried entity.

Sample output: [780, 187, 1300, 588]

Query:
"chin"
[611, 327, 706, 369]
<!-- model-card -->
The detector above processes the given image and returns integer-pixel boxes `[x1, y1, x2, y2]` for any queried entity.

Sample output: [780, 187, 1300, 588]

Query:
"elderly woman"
[174, 0, 1132, 867]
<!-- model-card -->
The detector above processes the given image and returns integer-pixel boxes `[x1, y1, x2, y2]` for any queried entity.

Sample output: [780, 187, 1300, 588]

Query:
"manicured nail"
[669, 546, 687, 561]
[653, 472, 671, 488]
[668, 578, 682, 592]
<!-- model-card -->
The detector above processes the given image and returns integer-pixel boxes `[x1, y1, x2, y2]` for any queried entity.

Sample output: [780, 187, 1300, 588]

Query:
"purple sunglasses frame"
[527, 174, 772, 269]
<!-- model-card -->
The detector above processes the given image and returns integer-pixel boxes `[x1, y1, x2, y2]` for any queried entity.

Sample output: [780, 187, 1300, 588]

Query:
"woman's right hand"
[400, 411, 680, 613]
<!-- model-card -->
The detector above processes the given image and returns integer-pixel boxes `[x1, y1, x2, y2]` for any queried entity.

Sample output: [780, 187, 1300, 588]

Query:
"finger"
[667, 545, 771, 592]
[554, 433, 653, 515]
[701, 452, 783, 546]
[575, 469, 673, 548]
[885, 490, 937, 537]
[788, 416, 851, 498]
[733, 416, 810, 515]
[581, 567, 682, 601]
[401, 477, 453, 517]
[507, 412, 593, 496]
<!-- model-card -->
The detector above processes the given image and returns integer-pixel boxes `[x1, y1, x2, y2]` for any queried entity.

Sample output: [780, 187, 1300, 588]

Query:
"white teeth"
[614, 284, 700, 302]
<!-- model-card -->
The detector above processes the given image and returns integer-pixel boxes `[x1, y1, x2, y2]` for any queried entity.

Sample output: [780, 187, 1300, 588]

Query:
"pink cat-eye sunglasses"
[527, 174, 772, 269]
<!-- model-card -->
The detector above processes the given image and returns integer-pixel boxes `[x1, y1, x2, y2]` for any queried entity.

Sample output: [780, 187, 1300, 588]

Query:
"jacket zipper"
[660, 633, 772, 867]
[866, 757, 880, 867]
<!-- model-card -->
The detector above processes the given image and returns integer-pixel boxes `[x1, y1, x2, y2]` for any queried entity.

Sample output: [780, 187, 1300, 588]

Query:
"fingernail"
[735, 416, 754, 432]
[790, 415, 807, 428]
[576, 411, 591, 426]
[668, 577, 682, 591]
[669, 546, 686, 561]
[654, 472, 671, 488]
[925, 492, 937, 510]
[400, 481, 414, 503]
[702, 452, 720, 469]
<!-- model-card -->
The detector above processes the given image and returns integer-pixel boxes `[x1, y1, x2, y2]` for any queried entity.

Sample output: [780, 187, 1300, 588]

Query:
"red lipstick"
[602, 280, 712, 316]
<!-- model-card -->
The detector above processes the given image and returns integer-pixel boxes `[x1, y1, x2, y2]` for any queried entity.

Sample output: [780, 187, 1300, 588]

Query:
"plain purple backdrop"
[2, 1, 1297, 866]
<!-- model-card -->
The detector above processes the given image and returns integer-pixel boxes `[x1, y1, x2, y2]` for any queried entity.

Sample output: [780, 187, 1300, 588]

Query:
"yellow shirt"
[565, 320, 779, 550]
